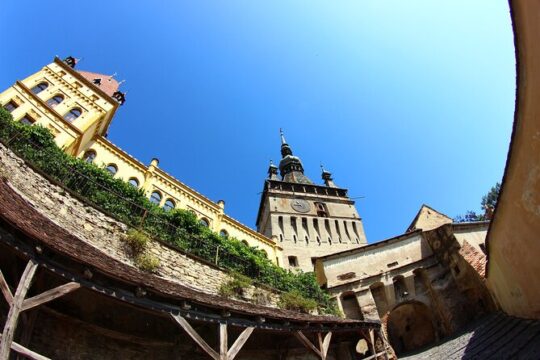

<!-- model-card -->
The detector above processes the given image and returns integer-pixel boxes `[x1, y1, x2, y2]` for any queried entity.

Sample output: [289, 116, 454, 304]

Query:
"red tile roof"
[77, 70, 119, 97]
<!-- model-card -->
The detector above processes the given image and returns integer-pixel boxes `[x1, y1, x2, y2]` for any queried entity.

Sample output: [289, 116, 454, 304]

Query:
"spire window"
[31, 82, 48, 94]
[46, 94, 64, 108]
[64, 107, 82, 122]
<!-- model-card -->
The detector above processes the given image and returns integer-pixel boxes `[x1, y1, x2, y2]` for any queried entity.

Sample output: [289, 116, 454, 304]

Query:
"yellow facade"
[0, 57, 282, 264]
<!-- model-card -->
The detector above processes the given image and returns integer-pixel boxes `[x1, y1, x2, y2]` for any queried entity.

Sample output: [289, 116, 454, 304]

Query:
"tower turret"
[278, 129, 313, 184]
[321, 165, 337, 188]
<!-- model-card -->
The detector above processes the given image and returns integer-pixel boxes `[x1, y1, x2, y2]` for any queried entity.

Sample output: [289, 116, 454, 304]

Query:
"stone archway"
[387, 301, 436, 355]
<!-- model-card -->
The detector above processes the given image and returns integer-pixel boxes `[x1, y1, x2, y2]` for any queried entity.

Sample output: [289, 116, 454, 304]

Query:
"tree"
[454, 182, 501, 223]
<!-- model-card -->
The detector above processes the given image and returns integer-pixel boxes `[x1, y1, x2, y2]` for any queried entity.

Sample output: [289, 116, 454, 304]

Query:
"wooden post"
[294, 331, 322, 359]
[171, 314, 255, 360]
[0, 260, 81, 360]
[0, 270, 13, 307]
[220, 323, 228, 360]
[0, 260, 38, 360]
[227, 326, 254, 360]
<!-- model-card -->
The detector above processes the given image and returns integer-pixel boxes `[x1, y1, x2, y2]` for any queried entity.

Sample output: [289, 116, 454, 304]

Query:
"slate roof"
[400, 312, 540, 359]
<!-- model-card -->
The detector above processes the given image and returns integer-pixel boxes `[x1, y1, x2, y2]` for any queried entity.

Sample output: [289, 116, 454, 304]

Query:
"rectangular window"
[3, 100, 18, 113]
[19, 114, 35, 125]
[288, 256, 298, 267]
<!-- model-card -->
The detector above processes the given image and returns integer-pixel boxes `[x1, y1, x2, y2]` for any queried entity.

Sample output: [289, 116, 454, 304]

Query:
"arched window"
[260, 250, 268, 258]
[199, 218, 209, 227]
[83, 150, 96, 163]
[105, 164, 117, 175]
[163, 199, 175, 211]
[150, 191, 162, 205]
[64, 107, 82, 122]
[219, 229, 228, 237]
[241, 240, 249, 246]
[31, 82, 48, 94]
[46, 94, 64, 108]
[128, 178, 140, 188]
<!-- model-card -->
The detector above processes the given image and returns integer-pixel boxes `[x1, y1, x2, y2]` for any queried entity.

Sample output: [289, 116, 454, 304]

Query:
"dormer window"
[93, 78, 102, 86]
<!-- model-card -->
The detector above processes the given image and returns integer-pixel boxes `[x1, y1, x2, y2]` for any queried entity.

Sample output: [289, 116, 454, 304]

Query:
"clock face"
[291, 199, 310, 213]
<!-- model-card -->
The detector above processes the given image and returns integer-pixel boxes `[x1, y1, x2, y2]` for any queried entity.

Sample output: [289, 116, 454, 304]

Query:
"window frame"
[64, 107, 82, 122]
[46, 94, 64, 108]
[163, 198, 176, 211]
[83, 150, 96, 163]
[3, 100, 18, 113]
[19, 114, 36, 125]
[128, 177, 140, 188]
[150, 191, 162, 205]
[31, 82, 48, 94]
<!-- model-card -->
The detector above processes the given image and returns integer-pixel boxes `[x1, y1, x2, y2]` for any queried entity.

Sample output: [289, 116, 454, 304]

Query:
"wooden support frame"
[0, 260, 81, 360]
[170, 314, 255, 360]
[0, 334, 51, 360]
[294, 331, 333, 360]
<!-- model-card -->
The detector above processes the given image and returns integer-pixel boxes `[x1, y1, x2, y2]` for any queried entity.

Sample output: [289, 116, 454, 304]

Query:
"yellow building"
[0, 56, 282, 264]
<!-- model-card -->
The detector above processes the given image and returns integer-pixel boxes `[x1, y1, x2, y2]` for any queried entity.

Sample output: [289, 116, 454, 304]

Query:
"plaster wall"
[321, 232, 431, 289]
[486, 0, 540, 319]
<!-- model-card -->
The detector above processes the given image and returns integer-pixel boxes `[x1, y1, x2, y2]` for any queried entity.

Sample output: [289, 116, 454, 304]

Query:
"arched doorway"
[387, 301, 436, 355]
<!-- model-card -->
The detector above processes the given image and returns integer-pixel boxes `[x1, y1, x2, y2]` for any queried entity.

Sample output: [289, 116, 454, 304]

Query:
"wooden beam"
[0, 270, 13, 307]
[294, 331, 322, 358]
[21, 282, 80, 312]
[377, 329, 390, 360]
[318, 332, 332, 360]
[171, 314, 220, 360]
[0, 334, 50, 360]
[0, 259, 38, 360]
[362, 350, 388, 360]
[227, 327, 254, 360]
[220, 323, 228, 360]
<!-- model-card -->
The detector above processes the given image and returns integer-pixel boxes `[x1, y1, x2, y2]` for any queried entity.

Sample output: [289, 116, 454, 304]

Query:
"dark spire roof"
[277, 129, 313, 185]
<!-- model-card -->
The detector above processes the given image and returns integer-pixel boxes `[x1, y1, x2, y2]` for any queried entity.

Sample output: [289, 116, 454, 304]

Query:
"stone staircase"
[400, 312, 540, 359]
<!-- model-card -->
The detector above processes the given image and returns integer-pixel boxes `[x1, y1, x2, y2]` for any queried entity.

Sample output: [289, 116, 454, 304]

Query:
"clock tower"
[256, 131, 367, 271]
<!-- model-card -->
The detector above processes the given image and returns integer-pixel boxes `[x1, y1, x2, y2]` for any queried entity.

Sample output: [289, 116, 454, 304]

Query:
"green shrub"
[278, 290, 318, 313]
[0, 108, 339, 315]
[124, 229, 149, 255]
[219, 272, 253, 298]
[135, 253, 160, 272]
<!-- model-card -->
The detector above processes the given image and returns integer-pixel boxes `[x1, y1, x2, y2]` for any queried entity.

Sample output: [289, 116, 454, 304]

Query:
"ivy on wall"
[0, 109, 339, 315]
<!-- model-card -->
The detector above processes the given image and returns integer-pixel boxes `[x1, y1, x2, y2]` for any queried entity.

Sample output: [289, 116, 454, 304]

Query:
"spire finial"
[280, 128, 287, 145]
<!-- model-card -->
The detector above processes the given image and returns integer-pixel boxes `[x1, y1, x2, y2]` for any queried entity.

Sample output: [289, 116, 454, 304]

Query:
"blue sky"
[1, 1, 515, 242]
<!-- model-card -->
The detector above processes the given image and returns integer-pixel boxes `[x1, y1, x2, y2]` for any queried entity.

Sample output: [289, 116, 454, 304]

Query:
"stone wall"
[0, 143, 279, 306]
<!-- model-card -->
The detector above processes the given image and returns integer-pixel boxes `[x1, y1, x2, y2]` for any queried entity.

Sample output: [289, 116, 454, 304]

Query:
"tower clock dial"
[291, 199, 310, 213]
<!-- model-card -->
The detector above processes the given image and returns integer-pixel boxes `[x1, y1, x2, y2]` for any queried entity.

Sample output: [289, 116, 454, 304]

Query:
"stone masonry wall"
[0, 143, 279, 306]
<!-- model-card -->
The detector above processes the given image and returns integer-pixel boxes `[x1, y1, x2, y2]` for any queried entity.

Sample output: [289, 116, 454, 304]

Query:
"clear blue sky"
[1, 1, 515, 242]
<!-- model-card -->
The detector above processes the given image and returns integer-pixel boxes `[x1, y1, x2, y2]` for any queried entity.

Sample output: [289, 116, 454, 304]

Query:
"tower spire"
[280, 128, 293, 157]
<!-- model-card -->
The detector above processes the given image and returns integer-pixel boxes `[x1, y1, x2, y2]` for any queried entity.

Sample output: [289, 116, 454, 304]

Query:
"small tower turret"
[321, 165, 337, 188]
